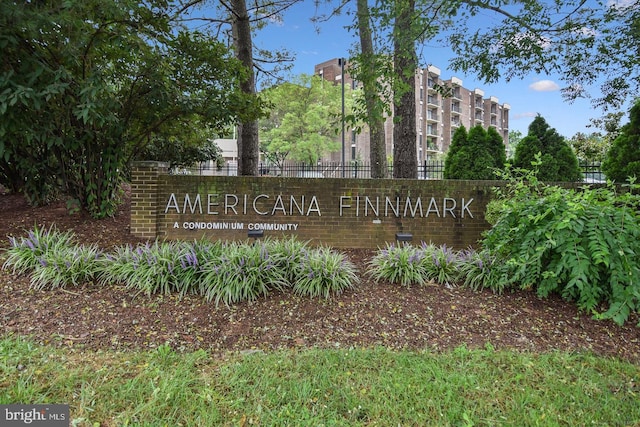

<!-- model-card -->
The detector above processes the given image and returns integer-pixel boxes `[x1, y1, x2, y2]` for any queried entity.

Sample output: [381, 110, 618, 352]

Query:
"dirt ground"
[1, 190, 639, 362]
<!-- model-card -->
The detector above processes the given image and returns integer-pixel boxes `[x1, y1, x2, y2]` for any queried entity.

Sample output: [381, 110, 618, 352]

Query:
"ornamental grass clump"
[456, 248, 502, 292]
[421, 243, 462, 287]
[30, 244, 103, 290]
[199, 241, 288, 306]
[292, 247, 359, 298]
[368, 243, 427, 287]
[101, 241, 187, 295]
[263, 236, 309, 284]
[3, 225, 75, 275]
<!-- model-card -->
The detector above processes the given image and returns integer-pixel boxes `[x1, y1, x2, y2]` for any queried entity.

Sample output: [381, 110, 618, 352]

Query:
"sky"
[250, 1, 610, 139]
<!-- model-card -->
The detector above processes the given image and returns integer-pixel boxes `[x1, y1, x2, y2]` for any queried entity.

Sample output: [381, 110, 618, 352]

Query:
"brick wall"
[130, 161, 169, 239]
[131, 162, 501, 249]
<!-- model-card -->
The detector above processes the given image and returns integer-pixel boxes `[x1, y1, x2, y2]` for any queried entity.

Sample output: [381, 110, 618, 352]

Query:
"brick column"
[130, 161, 168, 239]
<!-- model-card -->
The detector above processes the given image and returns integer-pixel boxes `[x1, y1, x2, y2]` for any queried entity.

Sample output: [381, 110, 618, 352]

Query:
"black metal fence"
[186, 160, 604, 183]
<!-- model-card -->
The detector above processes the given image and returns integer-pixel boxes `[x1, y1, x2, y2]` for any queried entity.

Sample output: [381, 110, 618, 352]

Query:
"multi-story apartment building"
[314, 58, 510, 164]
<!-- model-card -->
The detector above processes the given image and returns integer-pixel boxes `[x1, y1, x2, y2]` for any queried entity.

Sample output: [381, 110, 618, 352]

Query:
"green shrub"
[263, 236, 310, 284]
[602, 100, 640, 183]
[30, 244, 102, 290]
[199, 241, 288, 306]
[444, 125, 506, 180]
[513, 115, 582, 182]
[100, 241, 182, 296]
[292, 247, 359, 298]
[483, 165, 640, 325]
[457, 249, 503, 293]
[368, 243, 428, 287]
[421, 243, 461, 287]
[3, 225, 75, 275]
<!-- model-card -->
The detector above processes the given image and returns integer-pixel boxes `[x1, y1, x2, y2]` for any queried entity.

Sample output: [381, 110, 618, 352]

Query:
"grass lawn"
[1, 337, 639, 426]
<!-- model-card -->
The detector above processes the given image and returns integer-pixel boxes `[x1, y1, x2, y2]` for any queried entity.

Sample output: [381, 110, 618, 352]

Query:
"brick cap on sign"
[133, 161, 170, 168]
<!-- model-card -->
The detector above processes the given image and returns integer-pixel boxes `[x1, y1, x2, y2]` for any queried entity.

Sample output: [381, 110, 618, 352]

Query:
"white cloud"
[512, 112, 538, 120]
[573, 26, 599, 38]
[529, 80, 560, 92]
[607, 0, 638, 10]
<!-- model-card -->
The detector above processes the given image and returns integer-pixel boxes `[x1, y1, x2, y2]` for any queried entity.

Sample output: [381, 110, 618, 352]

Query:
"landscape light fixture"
[248, 230, 264, 239]
[395, 233, 413, 243]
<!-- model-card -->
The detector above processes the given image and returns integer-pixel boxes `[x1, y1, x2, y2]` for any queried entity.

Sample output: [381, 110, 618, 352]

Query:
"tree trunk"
[392, 0, 417, 179]
[231, 0, 259, 176]
[356, 0, 388, 179]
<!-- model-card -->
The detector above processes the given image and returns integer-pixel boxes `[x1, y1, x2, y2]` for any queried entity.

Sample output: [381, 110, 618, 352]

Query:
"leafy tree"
[391, 0, 418, 179]
[259, 75, 346, 167]
[443, 126, 469, 179]
[444, 125, 505, 180]
[602, 100, 640, 183]
[507, 130, 524, 159]
[487, 126, 507, 170]
[568, 132, 609, 163]
[140, 136, 223, 171]
[353, 0, 389, 178]
[177, 0, 299, 176]
[513, 115, 582, 182]
[0, 0, 264, 217]
[446, 0, 640, 111]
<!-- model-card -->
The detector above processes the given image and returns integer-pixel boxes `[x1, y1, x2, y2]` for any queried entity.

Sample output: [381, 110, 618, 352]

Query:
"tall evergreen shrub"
[602, 100, 640, 183]
[444, 125, 506, 180]
[513, 115, 582, 182]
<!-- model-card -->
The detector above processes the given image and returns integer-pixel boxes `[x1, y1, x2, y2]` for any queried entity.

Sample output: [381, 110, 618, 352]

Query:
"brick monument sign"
[130, 161, 499, 249]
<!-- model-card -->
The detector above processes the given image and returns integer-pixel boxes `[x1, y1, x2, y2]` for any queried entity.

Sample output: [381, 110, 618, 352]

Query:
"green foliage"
[568, 132, 610, 163]
[292, 247, 359, 298]
[140, 134, 224, 170]
[200, 242, 288, 306]
[482, 165, 640, 325]
[506, 130, 523, 159]
[368, 243, 428, 287]
[444, 125, 506, 180]
[0, 0, 264, 217]
[457, 249, 502, 292]
[29, 244, 102, 290]
[2, 232, 359, 305]
[259, 75, 346, 168]
[3, 337, 639, 426]
[3, 226, 75, 275]
[602, 100, 640, 183]
[513, 115, 582, 182]
[422, 243, 461, 287]
[445, 1, 640, 109]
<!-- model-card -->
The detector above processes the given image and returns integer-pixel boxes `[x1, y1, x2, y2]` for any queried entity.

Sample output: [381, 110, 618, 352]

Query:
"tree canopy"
[339, 0, 638, 178]
[445, 0, 640, 111]
[0, 0, 264, 216]
[259, 75, 348, 168]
